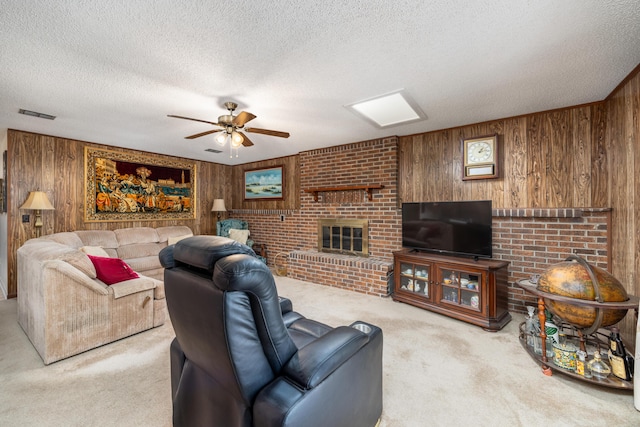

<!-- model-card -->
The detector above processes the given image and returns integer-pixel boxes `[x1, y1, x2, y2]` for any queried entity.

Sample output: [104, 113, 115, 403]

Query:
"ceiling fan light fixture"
[231, 131, 244, 148]
[215, 131, 228, 146]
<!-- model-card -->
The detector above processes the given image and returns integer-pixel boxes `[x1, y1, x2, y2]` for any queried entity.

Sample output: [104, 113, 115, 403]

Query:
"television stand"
[392, 249, 511, 331]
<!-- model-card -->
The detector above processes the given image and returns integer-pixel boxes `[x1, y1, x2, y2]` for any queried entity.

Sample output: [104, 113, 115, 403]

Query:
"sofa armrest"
[283, 326, 368, 389]
[109, 276, 158, 299]
[46, 260, 109, 295]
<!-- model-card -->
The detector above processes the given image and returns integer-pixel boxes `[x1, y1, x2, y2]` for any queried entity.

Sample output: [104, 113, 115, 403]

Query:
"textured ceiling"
[1, 1, 639, 165]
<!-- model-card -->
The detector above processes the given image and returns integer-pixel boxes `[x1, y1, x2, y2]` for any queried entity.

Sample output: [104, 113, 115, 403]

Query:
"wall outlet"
[22, 214, 30, 223]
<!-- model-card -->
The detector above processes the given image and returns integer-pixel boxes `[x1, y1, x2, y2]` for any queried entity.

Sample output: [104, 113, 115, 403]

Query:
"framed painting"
[85, 147, 196, 222]
[244, 166, 284, 200]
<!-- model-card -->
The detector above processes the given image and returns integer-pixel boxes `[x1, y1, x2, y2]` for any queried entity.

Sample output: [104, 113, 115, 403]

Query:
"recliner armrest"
[283, 326, 369, 389]
[278, 296, 293, 314]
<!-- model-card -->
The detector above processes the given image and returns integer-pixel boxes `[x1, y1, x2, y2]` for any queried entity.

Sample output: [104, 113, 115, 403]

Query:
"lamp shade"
[20, 191, 55, 210]
[211, 199, 226, 212]
[215, 132, 228, 146]
[231, 131, 244, 148]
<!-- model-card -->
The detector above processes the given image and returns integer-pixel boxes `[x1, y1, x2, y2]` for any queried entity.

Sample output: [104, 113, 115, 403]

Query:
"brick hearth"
[288, 251, 392, 296]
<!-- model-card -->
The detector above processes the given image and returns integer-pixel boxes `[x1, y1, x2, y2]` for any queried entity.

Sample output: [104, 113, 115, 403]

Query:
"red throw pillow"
[87, 255, 139, 285]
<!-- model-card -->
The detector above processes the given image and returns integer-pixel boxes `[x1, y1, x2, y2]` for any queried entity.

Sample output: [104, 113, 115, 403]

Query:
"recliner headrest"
[160, 235, 256, 273]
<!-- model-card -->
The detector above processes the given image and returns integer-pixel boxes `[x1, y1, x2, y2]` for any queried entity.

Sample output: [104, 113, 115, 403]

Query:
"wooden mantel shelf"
[304, 184, 385, 202]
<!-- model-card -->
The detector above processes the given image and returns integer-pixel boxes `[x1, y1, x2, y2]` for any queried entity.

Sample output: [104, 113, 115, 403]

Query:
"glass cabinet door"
[398, 262, 431, 299]
[438, 267, 482, 312]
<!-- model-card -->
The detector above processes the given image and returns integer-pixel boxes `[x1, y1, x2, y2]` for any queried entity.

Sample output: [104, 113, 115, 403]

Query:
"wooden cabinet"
[392, 250, 511, 331]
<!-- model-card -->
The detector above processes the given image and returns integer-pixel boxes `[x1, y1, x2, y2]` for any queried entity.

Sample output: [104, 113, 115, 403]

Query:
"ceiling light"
[215, 131, 228, 146]
[345, 90, 426, 128]
[230, 131, 244, 148]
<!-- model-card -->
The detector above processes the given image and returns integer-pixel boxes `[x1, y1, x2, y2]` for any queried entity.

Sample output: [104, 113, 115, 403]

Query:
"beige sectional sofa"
[17, 225, 193, 364]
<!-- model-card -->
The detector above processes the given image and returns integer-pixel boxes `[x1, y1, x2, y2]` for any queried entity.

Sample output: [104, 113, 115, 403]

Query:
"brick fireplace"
[234, 137, 612, 313]
[318, 219, 369, 257]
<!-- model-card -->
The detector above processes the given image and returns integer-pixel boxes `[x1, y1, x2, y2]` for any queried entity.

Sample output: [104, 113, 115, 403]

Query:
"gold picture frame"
[84, 147, 196, 222]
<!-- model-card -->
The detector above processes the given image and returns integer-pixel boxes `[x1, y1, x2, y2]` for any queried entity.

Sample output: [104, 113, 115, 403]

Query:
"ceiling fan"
[168, 101, 290, 149]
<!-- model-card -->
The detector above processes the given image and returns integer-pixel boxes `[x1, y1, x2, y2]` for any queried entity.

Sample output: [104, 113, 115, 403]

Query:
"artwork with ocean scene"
[244, 166, 284, 200]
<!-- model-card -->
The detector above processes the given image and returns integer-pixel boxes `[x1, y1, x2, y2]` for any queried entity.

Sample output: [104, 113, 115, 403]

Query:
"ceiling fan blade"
[240, 132, 254, 147]
[246, 127, 290, 138]
[185, 129, 220, 139]
[168, 114, 219, 126]
[233, 111, 257, 127]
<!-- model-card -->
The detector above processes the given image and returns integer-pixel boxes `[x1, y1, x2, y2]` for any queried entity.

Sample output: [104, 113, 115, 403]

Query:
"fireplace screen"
[318, 219, 368, 257]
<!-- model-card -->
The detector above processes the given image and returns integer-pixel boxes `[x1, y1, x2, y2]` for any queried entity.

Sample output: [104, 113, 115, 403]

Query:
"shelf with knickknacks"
[517, 255, 639, 390]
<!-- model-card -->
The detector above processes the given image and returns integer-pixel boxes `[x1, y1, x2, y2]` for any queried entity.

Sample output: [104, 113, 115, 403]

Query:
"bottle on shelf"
[576, 350, 592, 378]
[524, 306, 538, 348]
[608, 326, 634, 381]
[544, 309, 560, 344]
[588, 350, 612, 379]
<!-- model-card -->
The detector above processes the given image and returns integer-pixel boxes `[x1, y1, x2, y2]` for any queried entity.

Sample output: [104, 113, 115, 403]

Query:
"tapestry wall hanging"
[85, 147, 196, 222]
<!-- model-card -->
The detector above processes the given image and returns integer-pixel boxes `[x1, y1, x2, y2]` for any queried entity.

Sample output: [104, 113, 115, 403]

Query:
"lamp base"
[35, 209, 43, 238]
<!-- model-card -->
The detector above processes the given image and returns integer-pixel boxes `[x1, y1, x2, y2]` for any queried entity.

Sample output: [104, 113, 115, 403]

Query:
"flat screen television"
[402, 200, 493, 259]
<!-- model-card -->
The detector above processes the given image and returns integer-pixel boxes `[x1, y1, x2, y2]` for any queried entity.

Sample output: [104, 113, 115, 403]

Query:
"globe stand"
[517, 256, 638, 386]
[564, 255, 604, 353]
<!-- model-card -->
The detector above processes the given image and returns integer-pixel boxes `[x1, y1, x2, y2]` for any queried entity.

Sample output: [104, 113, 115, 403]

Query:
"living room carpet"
[0, 275, 638, 426]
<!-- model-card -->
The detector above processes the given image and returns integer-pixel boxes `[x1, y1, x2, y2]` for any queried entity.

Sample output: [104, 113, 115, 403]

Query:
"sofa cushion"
[114, 227, 159, 246]
[80, 245, 111, 258]
[125, 255, 163, 274]
[88, 255, 140, 285]
[75, 230, 119, 250]
[58, 250, 97, 279]
[157, 225, 194, 243]
[117, 242, 165, 260]
[167, 234, 191, 246]
[44, 232, 85, 248]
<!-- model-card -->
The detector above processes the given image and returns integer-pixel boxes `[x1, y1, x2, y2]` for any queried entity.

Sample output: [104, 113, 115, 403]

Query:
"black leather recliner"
[159, 236, 383, 427]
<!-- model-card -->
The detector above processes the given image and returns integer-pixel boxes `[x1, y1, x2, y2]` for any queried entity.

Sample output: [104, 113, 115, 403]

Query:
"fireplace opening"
[318, 219, 368, 257]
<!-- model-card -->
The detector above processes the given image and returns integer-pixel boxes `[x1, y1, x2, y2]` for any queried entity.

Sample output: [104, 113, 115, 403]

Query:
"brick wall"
[234, 139, 611, 313]
[234, 137, 400, 297]
[493, 208, 610, 313]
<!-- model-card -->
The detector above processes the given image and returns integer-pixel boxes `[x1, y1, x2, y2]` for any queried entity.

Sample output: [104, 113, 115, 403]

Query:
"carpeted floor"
[0, 275, 638, 426]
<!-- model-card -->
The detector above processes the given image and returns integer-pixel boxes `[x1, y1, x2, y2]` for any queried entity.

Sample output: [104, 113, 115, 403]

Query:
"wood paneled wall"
[231, 155, 300, 210]
[605, 65, 640, 340]
[398, 103, 608, 208]
[5, 65, 639, 344]
[6, 130, 231, 297]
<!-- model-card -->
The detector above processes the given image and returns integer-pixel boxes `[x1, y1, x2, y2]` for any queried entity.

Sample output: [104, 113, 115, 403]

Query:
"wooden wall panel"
[590, 103, 609, 208]
[572, 107, 592, 207]
[546, 111, 572, 207]
[398, 104, 607, 209]
[526, 114, 546, 207]
[606, 68, 640, 340]
[503, 118, 527, 207]
[231, 155, 300, 211]
[6, 130, 230, 297]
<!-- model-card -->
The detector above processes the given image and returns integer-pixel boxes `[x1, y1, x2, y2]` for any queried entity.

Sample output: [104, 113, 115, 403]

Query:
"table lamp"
[20, 190, 55, 238]
[211, 199, 226, 221]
